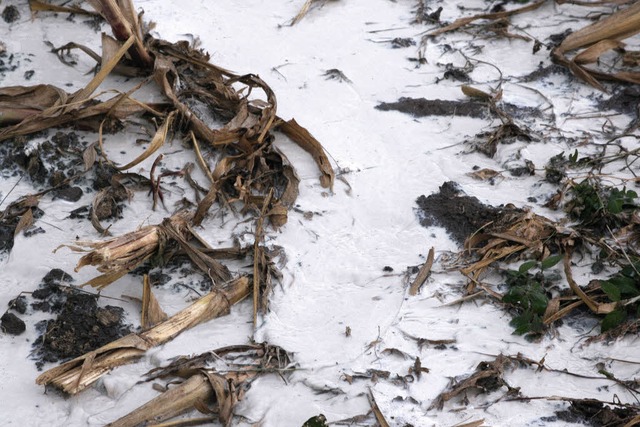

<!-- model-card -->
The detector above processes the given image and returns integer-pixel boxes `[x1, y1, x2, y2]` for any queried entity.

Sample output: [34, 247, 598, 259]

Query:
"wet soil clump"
[2, 5, 19, 23]
[27, 269, 132, 368]
[549, 400, 639, 426]
[416, 181, 521, 245]
[1, 312, 26, 335]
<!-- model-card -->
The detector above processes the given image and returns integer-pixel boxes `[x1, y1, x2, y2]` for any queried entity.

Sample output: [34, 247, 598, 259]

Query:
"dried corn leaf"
[117, 110, 176, 170]
[82, 142, 98, 171]
[29, 0, 99, 15]
[277, 118, 334, 189]
[141, 274, 168, 329]
[573, 39, 625, 64]
[68, 35, 135, 109]
[409, 247, 435, 296]
[468, 168, 501, 181]
[553, 2, 640, 90]
[368, 390, 391, 427]
[461, 85, 492, 100]
[13, 208, 34, 237]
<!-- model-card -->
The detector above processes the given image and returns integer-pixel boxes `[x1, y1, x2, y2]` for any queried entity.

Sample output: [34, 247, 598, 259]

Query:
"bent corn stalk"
[36, 277, 250, 394]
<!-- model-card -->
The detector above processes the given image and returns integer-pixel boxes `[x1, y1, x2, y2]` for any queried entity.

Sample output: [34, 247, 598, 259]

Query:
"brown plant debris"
[526, 397, 640, 426]
[423, 1, 546, 38]
[430, 354, 517, 410]
[290, 0, 339, 26]
[61, 211, 230, 290]
[108, 343, 291, 426]
[409, 247, 435, 296]
[552, 2, 640, 91]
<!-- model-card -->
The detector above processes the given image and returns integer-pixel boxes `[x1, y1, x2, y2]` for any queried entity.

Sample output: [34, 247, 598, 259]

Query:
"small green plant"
[566, 180, 638, 229]
[599, 261, 640, 332]
[502, 254, 563, 338]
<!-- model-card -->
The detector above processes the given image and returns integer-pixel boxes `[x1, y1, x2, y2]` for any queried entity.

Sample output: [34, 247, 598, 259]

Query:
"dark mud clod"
[8, 295, 27, 314]
[1, 312, 26, 335]
[33, 293, 130, 365]
[28, 269, 131, 368]
[2, 6, 20, 24]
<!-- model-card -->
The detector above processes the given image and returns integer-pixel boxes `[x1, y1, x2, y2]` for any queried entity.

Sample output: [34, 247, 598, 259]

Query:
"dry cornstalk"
[108, 344, 289, 426]
[65, 211, 230, 289]
[553, 2, 640, 90]
[36, 276, 250, 394]
[107, 374, 215, 427]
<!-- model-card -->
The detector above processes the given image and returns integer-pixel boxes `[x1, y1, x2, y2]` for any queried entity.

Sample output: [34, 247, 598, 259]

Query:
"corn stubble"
[0, 0, 337, 424]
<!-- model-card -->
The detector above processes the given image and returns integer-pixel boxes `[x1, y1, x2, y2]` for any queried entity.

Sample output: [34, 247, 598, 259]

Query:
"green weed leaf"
[600, 281, 621, 302]
[541, 254, 563, 270]
[519, 261, 537, 273]
[601, 309, 626, 332]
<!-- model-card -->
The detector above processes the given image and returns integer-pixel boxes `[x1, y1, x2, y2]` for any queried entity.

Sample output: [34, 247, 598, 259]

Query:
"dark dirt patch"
[31, 269, 74, 313]
[0, 206, 44, 254]
[2, 5, 20, 24]
[27, 269, 131, 368]
[1, 131, 85, 187]
[51, 186, 83, 202]
[8, 295, 27, 314]
[0, 51, 19, 75]
[32, 293, 130, 368]
[548, 29, 572, 48]
[377, 98, 491, 119]
[598, 86, 640, 115]
[0, 223, 13, 253]
[391, 37, 416, 48]
[416, 181, 521, 245]
[552, 400, 639, 426]
[376, 97, 542, 121]
[1, 312, 26, 335]
[518, 64, 570, 83]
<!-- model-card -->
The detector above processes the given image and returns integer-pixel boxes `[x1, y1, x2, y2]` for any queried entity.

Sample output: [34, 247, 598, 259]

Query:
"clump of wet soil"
[2, 5, 20, 24]
[416, 181, 521, 245]
[0, 205, 44, 254]
[1, 312, 26, 335]
[544, 400, 640, 426]
[598, 86, 640, 115]
[1, 131, 85, 188]
[21, 269, 132, 369]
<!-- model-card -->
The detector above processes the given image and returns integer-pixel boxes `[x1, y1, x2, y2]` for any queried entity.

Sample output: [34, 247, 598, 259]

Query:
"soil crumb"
[2, 5, 20, 24]
[1, 312, 26, 335]
[416, 181, 520, 245]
